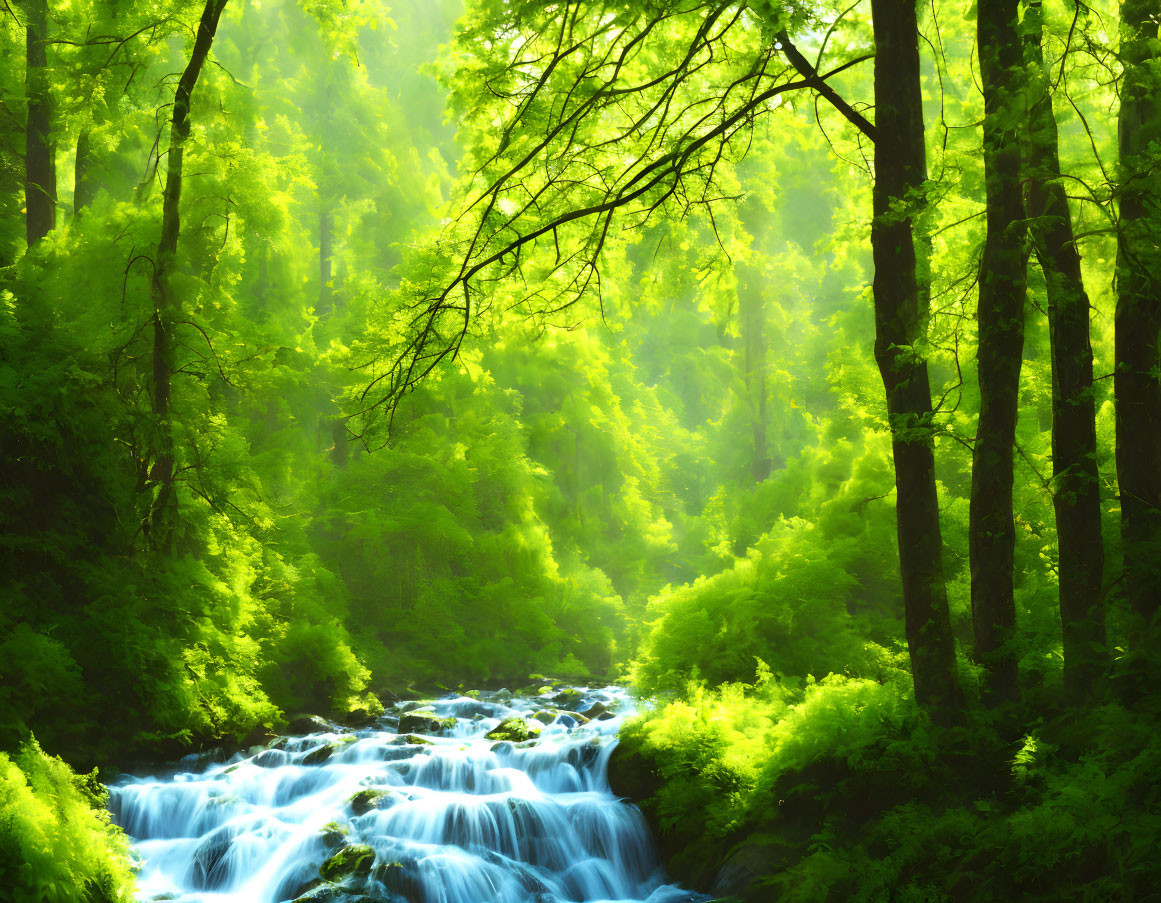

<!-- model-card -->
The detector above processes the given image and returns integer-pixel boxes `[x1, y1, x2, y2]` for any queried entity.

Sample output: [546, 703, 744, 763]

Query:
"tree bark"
[1115, 0, 1161, 644]
[148, 0, 229, 542]
[73, 128, 97, 214]
[738, 263, 771, 482]
[24, 0, 55, 245]
[970, 0, 1026, 706]
[319, 206, 334, 315]
[1021, 0, 1105, 697]
[870, 0, 962, 719]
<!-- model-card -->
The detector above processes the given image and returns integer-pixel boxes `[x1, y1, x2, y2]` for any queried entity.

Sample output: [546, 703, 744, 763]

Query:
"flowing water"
[109, 686, 705, 903]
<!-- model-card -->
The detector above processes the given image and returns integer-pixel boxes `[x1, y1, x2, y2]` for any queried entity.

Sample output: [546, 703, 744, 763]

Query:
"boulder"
[340, 708, 376, 728]
[485, 717, 541, 743]
[301, 744, 335, 766]
[398, 711, 457, 735]
[287, 715, 333, 735]
[300, 736, 355, 766]
[238, 723, 278, 749]
[372, 859, 424, 901]
[251, 749, 289, 768]
[607, 741, 660, 803]
[348, 789, 391, 815]
[189, 826, 234, 890]
[292, 885, 372, 903]
[319, 844, 375, 883]
[552, 688, 585, 709]
[581, 701, 616, 721]
[320, 822, 349, 847]
[711, 842, 784, 902]
[399, 734, 432, 746]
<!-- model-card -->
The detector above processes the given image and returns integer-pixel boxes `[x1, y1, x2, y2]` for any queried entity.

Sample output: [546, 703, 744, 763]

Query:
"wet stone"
[319, 844, 375, 883]
[485, 716, 541, 742]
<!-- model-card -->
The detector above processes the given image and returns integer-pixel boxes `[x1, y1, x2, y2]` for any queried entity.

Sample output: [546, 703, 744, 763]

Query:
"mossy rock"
[299, 742, 339, 761]
[319, 844, 375, 883]
[320, 821, 349, 847]
[532, 710, 556, 724]
[463, 690, 481, 699]
[287, 715, 333, 735]
[348, 789, 391, 815]
[372, 859, 423, 900]
[485, 717, 541, 742]
[398, 711, 457, 735]
[552, 688, 585, 709]
[292, 885, 373, 903]
[399, 734, 432, 745]
[581, 701, 616, 721]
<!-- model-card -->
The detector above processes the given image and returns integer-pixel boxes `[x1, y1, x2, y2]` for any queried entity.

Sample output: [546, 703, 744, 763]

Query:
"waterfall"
[109, 686, 707, 903]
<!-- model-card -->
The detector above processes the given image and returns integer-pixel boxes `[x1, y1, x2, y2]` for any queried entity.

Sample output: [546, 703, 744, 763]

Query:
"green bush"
[0, 739, 136, 903]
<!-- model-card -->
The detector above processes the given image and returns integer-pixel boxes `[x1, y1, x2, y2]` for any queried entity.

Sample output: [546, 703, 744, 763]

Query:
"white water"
[109, 686, 706, 903]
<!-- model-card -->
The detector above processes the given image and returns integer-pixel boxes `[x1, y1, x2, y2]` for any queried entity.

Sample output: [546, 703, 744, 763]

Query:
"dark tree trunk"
[1115, 0, 1161, 643]
[330, 418, 349, 467]
[73, 128, 97, 213]
[1022, 0, 1106, 697]
[148, 0, 229, 542]
[24, 0, 55, 245]
[970, 0, 1026, 706]
[870, 0, 962, 719]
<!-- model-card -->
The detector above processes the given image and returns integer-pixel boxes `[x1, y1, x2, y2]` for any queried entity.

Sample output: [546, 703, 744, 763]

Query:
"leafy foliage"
[0, 739, 136, 903]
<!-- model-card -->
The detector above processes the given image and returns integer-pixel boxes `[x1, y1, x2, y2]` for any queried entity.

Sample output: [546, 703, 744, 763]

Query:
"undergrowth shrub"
[0, 739, 136, 903]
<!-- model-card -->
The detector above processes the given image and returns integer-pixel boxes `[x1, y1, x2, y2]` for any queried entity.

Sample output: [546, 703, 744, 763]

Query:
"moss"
[320, 821, 349, 846]
[319, 844, 375, 883]
[348, 789, 391, 815]
[485, 717, 542, 742]
[552, 688, 585, 708]
[397, 711, 457, 735]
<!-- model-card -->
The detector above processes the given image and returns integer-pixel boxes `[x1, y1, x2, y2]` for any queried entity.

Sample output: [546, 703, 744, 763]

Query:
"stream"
[109, 685, 704, 903]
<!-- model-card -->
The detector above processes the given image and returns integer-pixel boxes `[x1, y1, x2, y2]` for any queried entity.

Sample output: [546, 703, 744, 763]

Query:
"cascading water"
[109, 686, 706, 903]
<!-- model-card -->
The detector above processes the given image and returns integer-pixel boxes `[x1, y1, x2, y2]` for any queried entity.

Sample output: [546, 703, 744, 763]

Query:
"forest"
[0, 0, 1159, 900]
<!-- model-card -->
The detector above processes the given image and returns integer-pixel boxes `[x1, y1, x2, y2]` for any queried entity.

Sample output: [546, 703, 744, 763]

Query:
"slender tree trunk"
[319, 206, 334, 314]
[870, 0, 962, 719]
[1021, 0, 1106, 696]
[24, 0, 55, 245]
[148, 0, 229, 542]
[1115, 0, 1161, 643]
[73, 128, 97, 213]
[738, 264, 771, 482]
[970, 0, 1026, 705]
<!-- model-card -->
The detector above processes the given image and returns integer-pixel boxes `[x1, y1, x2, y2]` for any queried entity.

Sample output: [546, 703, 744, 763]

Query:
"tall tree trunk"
[1115, 0, 1161, 644]
[970, 0, 1026, 706]
[738, 264, 771, 482]
[1022, 0, 1106, 697]
[319, 206, 334, 314]
[24, 0, 55, 245]
[870, 0, 962, 719]
[148, 0, 229, 542]
[73, 128, 97, 214]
